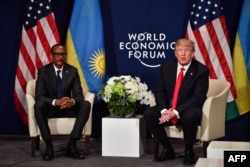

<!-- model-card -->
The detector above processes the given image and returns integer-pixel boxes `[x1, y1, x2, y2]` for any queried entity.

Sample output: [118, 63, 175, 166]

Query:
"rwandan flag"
[232, 0, 250, 116]
[65, 0, 106, 95]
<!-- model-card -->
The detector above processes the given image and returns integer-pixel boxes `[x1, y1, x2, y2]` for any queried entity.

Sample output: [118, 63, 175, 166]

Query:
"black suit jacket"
[155, 59, 209, 119]
[35, 63, 84, 106]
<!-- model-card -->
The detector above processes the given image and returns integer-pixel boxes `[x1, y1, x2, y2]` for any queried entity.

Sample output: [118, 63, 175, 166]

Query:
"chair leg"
[153, 140, 159, 161]
[85, 135, 90, 155]
[35, 136, 40, 150]
[31, 136, 40, 157]
[202, 141, 209, 157]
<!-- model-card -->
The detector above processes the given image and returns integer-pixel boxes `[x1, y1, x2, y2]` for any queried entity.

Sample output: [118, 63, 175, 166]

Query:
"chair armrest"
[200, 93, 228, 141]
[83, 91, 95, 135]
[26, 94, 39, 137]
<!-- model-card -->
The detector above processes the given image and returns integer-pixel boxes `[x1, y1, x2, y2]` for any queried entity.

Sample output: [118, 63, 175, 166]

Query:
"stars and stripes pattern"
[14, 0, 60, 125]
[186, 0, 237, 102]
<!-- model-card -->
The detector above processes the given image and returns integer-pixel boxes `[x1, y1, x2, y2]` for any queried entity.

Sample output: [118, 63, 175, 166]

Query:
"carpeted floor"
[0, 135, 204, 167]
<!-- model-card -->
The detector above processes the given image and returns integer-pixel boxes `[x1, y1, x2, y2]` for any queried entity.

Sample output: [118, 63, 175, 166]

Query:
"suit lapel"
[179, 61, 196, 96]
[62, 64, 70, 94]
[183, 61, 196, 85]
[169, 61, 178, 93]
[48, 64, 57, 93]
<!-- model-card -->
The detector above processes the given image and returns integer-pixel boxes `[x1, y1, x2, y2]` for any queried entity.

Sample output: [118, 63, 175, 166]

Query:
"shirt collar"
[53, 65, 63, 72]
[177, 61, 191, 71]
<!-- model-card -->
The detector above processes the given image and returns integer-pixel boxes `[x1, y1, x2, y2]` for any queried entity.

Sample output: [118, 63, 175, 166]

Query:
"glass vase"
[108, 100, 136, 118]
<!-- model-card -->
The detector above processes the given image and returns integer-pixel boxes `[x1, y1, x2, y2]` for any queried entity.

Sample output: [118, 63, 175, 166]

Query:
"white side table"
[102, 115, 144, 157]
[207, 141, 250, 159]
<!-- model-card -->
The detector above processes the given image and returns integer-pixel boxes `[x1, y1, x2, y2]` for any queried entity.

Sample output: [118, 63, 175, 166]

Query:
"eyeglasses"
[52, 52, 67, 57]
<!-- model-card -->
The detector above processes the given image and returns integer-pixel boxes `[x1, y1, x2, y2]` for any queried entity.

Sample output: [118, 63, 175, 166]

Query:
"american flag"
[14, 0, 60, 125]
[186, 0, 237, 102]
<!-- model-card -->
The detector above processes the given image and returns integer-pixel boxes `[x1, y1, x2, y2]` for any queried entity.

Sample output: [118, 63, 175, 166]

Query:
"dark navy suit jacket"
[35, 63, 84, 107]
[154, 59, 209, 120]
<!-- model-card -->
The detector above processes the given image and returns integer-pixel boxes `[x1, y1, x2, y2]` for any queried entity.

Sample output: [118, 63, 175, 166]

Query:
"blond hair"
[175, 38, 195, 52]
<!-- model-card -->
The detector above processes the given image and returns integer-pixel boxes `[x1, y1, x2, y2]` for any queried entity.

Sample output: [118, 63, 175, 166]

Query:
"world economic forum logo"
[119, 32, 175, 68]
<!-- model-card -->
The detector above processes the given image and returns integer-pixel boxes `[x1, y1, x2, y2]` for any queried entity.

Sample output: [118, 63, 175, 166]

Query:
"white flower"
[125, 81, 138, 94]
[98, 75, 151, 105]
[107, 76, 119, 85]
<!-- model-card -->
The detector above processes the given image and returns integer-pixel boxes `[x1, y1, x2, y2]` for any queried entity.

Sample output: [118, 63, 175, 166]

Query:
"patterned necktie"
[56, 70, 62, 98]
[171, 67, 185, 124]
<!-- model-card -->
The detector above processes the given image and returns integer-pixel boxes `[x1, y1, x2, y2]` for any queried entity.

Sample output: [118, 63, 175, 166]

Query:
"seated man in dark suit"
[34, 44, 90, 161]
[144, 38, 209, 165]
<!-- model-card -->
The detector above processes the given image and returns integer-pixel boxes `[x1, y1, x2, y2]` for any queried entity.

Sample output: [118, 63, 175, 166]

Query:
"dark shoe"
[64, 146, 85, 160]
[43, 147, 54, 161]
[157, 149, 175, 162]
[183, 151, 195, 165]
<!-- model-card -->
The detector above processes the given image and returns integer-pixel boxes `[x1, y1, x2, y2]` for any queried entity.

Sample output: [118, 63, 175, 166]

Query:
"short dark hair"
[50, 44, 65, 54]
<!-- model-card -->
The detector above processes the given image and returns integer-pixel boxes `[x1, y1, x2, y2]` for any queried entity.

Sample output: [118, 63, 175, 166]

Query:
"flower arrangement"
[98, 75, 152, 117]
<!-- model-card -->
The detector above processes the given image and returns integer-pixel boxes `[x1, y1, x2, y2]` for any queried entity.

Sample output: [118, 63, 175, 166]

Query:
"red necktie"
[171, 67, 185, 124]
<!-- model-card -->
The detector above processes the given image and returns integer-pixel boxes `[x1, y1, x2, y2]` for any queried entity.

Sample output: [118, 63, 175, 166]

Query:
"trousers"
[34, 100, 90, 140]
[143, 106, 201, 144]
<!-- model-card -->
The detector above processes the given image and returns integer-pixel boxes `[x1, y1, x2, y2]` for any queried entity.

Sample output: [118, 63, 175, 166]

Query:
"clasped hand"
[159, 108, 176, 124]
[55, 97, 74, 109]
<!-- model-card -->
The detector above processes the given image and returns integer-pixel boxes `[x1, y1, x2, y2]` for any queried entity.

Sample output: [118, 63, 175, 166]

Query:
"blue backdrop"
[104, 0, 191, 89]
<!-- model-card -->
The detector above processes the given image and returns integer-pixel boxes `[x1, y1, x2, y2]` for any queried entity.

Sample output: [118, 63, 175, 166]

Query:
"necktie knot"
[180, 67, 185, 72]
[57, 70, 61, 77]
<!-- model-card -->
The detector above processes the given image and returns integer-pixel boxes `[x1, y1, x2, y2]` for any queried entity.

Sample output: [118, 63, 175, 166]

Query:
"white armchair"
[152, 79, 230, 159]
[26, 79, 95, 157]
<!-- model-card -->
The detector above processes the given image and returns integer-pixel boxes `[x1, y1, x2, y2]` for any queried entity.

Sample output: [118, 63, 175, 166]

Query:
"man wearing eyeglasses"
[34, 44, 90, 161]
